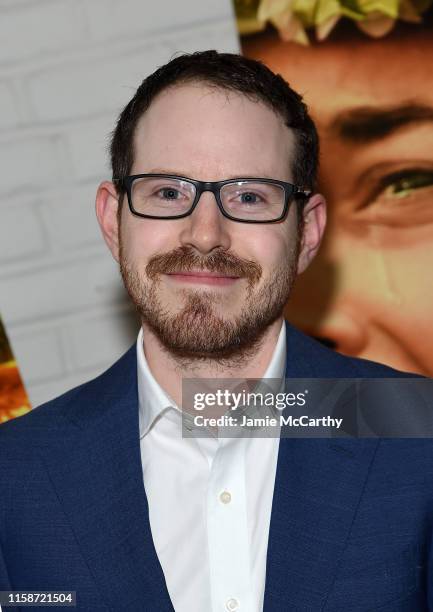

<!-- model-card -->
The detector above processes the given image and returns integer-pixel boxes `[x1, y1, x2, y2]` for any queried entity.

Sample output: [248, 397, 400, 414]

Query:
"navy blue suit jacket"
[1, 323, 432, 611]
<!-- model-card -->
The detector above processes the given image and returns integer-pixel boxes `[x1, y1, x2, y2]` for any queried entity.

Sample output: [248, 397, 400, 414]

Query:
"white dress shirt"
[137, 320, 286, 612]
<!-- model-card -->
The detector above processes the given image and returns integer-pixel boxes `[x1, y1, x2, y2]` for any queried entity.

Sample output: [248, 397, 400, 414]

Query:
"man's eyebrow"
[138, 169, 279, 180]
[331, 103, 433, 143]
[144, 168, 191, 176]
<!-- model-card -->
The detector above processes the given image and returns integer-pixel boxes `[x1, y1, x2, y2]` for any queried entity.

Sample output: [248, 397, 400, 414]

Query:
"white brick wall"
[0, 2, 88, 65]
[0, 0, 240, 406]
[0, 81, 20, 129]
[1, 134, 67, 196]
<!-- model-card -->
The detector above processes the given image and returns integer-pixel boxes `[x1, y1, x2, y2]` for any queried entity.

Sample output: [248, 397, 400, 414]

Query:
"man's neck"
[141, 318, 285, 409]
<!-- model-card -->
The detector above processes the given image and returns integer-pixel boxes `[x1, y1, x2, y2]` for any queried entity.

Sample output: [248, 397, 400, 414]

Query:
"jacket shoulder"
[0, 344, 137, 448]
[285, 322, 421, 378]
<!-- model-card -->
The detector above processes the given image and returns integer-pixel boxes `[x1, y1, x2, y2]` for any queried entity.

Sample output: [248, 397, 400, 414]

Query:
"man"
[0, 51, 432, 611]
[242, 15, 433, 376]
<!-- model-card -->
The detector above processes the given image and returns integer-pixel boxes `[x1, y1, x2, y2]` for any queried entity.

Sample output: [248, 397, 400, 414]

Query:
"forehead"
[132, 82, 296, 180]
[243, 31, 433, 130]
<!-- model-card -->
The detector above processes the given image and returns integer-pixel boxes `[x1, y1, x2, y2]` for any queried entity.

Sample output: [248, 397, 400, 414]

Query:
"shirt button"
[226, 598, 239, 611]
[219, 490, 232, 504]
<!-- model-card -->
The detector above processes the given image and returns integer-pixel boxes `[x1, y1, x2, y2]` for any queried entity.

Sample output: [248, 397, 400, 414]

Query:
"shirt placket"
[206, 434, 255, 612]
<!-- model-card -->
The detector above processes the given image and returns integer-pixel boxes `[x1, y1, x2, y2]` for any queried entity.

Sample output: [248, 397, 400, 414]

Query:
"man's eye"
[237, 192, 262, 204]
[380, 170, 433, 200]
[158, 187, 182, 200]
[354, 168, 433, 227]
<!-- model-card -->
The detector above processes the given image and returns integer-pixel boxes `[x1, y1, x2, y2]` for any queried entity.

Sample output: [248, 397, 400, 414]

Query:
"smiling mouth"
[165, 271, 241, 285]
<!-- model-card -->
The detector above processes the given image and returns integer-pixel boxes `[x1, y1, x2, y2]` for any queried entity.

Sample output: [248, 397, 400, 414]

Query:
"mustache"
[146, 246, 262, 287]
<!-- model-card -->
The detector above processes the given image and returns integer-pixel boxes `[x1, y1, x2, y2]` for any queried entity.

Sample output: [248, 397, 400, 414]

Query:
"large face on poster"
[240, 7, 433, 375]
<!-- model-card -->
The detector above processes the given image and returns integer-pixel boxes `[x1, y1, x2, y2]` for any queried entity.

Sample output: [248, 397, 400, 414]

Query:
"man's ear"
[95, 181, 121, 262]
[297, 193, 327, 274]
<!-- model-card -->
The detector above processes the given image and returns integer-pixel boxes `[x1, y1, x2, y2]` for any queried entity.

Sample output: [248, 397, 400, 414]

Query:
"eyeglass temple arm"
[294, 187, 312, 199]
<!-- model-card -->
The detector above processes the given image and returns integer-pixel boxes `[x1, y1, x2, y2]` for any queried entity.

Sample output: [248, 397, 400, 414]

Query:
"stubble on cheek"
[118, 240, 300, 364]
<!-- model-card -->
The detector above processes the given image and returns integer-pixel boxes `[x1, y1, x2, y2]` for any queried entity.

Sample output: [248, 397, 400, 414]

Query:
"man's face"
[105, 83, 321, 362]
[244, 30, 433, 375]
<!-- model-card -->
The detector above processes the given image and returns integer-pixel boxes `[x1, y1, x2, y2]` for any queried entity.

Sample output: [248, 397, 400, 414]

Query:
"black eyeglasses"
[114, 174, 310, 223]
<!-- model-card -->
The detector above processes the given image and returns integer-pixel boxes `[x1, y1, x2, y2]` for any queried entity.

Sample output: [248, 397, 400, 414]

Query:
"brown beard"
[119, 243, 300, 366]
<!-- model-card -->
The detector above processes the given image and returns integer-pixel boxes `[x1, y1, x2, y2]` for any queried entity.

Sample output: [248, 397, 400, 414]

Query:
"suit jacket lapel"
[263, 324, 379, 610]
[40, 347, 174, 611]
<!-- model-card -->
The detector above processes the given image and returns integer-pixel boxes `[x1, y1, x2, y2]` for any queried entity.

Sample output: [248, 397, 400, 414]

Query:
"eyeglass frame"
[113, 174, 311, 224]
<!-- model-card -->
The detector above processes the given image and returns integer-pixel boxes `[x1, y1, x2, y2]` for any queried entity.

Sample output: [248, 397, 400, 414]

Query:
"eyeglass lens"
[130, 177, 286, 221]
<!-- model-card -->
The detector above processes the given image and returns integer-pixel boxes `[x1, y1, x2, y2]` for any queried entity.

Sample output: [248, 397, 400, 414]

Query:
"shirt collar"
[137, 327, 174, 438]
[137, 319, 287, 438]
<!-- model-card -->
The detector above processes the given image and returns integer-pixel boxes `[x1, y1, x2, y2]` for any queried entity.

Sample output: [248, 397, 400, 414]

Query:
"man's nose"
[310, 310, 368, 354]
[284, 255, 369, 356]
[178, 191, 231, 254]
[288, 299, 369, 355]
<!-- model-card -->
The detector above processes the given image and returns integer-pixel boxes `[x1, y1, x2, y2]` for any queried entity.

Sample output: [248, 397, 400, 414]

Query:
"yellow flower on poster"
[234, 0, 433, 42]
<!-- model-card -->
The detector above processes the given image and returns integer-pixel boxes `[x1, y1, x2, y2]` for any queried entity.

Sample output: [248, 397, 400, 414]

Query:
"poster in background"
[0, 316, 31, 423]
[236, 0, 433, 376]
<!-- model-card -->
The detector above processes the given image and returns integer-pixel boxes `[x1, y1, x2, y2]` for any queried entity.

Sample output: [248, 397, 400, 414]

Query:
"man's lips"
[165, 270, 241, 286]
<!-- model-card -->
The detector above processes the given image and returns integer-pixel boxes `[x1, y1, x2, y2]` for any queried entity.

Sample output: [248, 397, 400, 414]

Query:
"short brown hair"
[110, 50, 319, 204]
